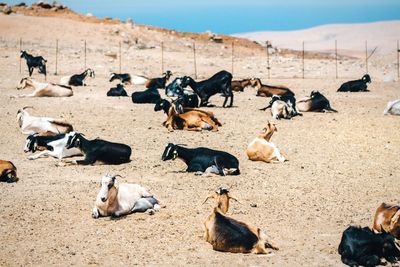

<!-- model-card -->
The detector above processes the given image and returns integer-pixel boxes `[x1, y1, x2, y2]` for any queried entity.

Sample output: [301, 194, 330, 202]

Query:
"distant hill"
[233, 21, 400, 57]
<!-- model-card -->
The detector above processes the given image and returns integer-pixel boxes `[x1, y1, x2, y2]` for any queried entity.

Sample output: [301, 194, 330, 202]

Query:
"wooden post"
[55, 39, 58, 76]
[161, 42, 164, 74]
[193, 42, 197, 79]
[119, 41, 122, 73]
[84, 40, 87, 69]
[335, 40, 338, 79]
[397, 40, 399, 79]
[365, 40, 368, 74]
[231, 41, 234, 76]
[302, 41, 305, 79]
[19, 37, 22, 74]
[266, 45, 270, 79]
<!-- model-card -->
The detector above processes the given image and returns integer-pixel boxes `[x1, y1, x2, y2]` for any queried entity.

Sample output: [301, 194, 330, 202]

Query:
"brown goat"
[165, 105, 222, 132]
[203, 186, 278, 253]
[0, 160, 18, 183]
[250, 78, 294, 97]
[231, 79, 252, 92]
[373, 203, 400, 239]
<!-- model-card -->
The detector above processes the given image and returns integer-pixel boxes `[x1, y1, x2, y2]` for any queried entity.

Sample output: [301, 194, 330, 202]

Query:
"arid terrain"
[0, 6, 399, 267]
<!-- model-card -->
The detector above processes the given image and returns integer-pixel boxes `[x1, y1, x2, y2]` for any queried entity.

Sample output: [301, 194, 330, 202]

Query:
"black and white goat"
[64, 132, 131, 165]
[297, 90, 337, 112]
[145, 70, 172, 89]
[181, 70, 234, 107]
[154, 95, 199, 115]
[337, 74, 371, 92]
[161, 143, 240, 176]
[338, 226, 400, 266]
[165, 77, 185, 97]
[131, 87, 161, 104]
[24, 132, 82, 162]
[260, 94, 302, 119]
[109, 73, 132, 84]
[107, 84, 128, 97]
[20, 50, 47, 78]
[60, 68, 95, 86]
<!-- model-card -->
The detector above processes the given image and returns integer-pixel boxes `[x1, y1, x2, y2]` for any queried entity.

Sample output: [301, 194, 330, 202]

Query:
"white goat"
[24, 132, 82, 162]
[17, 107, 73, 135]
[17, 78, 73, 97]
[383, 99, 400, 115]
[92, 173, 160, 218]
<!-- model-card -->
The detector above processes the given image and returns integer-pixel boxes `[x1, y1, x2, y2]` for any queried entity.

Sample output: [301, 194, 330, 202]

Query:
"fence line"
[12, 37, 399, 80]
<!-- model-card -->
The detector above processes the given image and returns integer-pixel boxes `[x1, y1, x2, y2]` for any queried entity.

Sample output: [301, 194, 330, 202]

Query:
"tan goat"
[165, 105, 222, 132]
[250, 78, 294, 97]
[0, 160, 18, 183]
[203, 186, 278, 253]
[373, 203, 400, 239]
[246, 122, 286, 163]
[17, 77, 73, 97]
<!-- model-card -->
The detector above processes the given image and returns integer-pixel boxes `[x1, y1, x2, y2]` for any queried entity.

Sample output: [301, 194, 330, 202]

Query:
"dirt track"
[1, 14, 400, 267]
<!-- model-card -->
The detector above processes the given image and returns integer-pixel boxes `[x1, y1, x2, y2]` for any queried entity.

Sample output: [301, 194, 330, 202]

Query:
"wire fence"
[7, 37, 400, 80]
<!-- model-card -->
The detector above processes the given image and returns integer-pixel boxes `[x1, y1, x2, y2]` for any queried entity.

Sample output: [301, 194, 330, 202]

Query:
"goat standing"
[20, 50, 47, 78]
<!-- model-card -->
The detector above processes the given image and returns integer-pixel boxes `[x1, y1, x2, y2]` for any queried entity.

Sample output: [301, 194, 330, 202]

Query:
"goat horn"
[228, 194, 240, 203]
[202, 194, 215, 204]
[113, 174, 123, 178]
[22, 106, 34, 110]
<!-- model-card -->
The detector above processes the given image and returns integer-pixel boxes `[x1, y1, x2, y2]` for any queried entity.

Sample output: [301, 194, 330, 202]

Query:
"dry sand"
[0, 11, 399, 267]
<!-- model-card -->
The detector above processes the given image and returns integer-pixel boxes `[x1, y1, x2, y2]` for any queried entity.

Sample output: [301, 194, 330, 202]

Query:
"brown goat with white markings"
[203, 186, 278, 253]
[373, 203, 400, 239]
[0, 160, 18, 183]
[251, 78, 294, 97]
[165, 105, 222, 132]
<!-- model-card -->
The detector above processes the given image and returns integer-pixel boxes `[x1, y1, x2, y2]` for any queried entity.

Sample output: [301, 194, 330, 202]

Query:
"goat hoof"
[146, 209, 155, 215]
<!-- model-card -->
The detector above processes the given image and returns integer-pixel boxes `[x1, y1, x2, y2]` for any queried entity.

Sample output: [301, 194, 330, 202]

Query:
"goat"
[154, 95, 199, 115]
[260, 94, 301, 118]
[0, 160, 18, 183]
[373, 203, 400, 239]
[246, 122, 286, 163]
[338, 226, 400, 266]
[145, 70, 172, 89]
[65, 132, 131, 165]
[17, 107, 73, 135]
[162, 143, 240, 176]
[181, 70, 234, 107]
[131, 87, 161, 104]
[109, 73, 132, 84]
[203, 186, 278, 253]
[24, 132, 82, 162]
[165, 77, 185, 97]
[231, 79, 253, 92]
[337, 74, 371, 92]
[165, 105, 221, 132]
[297, 90, 337, 112]
[60, 68, 95, 86]
[251, 78, 294, 97]
[92, 173, 160, 218]
[383, 99, 400, 116]
[107, 84, 128, 97]
[20, 50, 47, 78]
[16, 78, 73, 97]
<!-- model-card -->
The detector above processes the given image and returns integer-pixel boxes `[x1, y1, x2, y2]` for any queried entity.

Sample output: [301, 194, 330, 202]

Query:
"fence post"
[365, 40, 368, 74]
[55, 39, 58, 76]
[266, 45, 270, 79]
[84, 40, 87, 69]
[161, 41, 164, 74]
[397, 40, 399, 79]
[302, 41, 305, 79]
[231, 41, 234, 76]
[119, 41, 122, 73]
[193, 42, 197, 79]
[19, 37, 22, 74]
[335, 40, 338, 79]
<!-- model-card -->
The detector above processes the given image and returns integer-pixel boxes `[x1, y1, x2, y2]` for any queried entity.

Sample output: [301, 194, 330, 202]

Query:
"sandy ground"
[0, 13, 400, 267]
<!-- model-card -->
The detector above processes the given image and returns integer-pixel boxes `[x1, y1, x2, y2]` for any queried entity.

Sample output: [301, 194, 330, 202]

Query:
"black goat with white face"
[107, 84, 128, 97]
[145, 70, 172, 89]
[161, 143, 240, 176]
[65, 132, 131, 165]
[297, 90, 337, 112]
[20, 50, 47, 78]
[109, 73, 132, 84]
[338, 226, 400, 266]
[61, 69, 95, 86]
[337, 74, 371, 92]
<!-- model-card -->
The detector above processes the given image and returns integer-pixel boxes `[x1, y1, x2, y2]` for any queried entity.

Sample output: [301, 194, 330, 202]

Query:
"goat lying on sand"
[246, 122, 286, 163]
[251, 78, 294, 97]
[373, 203, 400, 239]
[383, 99, 400, 116]
[92, 173, 160, 218]
[297, 91, 337, 112]
[203, 186, 278, 253]
[107, 84, 128, 97]
[337, 74, 371, 92]
[0, 160, 18, 183]
[109, 73, 132, 84]
[60, 68, 95, 86]
[17, 78, 73, 97]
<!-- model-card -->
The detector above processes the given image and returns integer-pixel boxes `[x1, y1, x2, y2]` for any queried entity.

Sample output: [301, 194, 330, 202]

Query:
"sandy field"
[0, 11, 400, 267]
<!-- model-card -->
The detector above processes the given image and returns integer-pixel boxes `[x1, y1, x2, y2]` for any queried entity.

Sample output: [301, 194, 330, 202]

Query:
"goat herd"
[0, 50, 399, 266]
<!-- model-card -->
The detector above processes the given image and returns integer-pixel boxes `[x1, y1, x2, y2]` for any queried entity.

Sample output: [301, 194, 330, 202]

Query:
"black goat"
[154, 94, 199, 114]
[107, 84, 128, 97]
[338, 226, 400, 267]
[260, 94, 302, 117]
[165, 77, 185, 97]
[131, 87, 161, 104]
[109, 73, 132, 84]
[161, 143, 240, 176]
[20, 50, 47, 78]
[181, 70, 234, 107]
[61, 69, 95, 86]
[145, 70, 172, 89]
[297, 90, 337, 112]
[65, 132, 131, 165]
[337, 74, 371, 92]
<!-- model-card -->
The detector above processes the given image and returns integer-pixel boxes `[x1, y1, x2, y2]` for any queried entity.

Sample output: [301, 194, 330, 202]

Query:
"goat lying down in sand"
[17, 77, 73, 97]
[92, 173, 160, 218]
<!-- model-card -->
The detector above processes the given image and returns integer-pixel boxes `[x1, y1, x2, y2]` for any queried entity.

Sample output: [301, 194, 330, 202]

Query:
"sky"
[6, 0, 400, 34]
